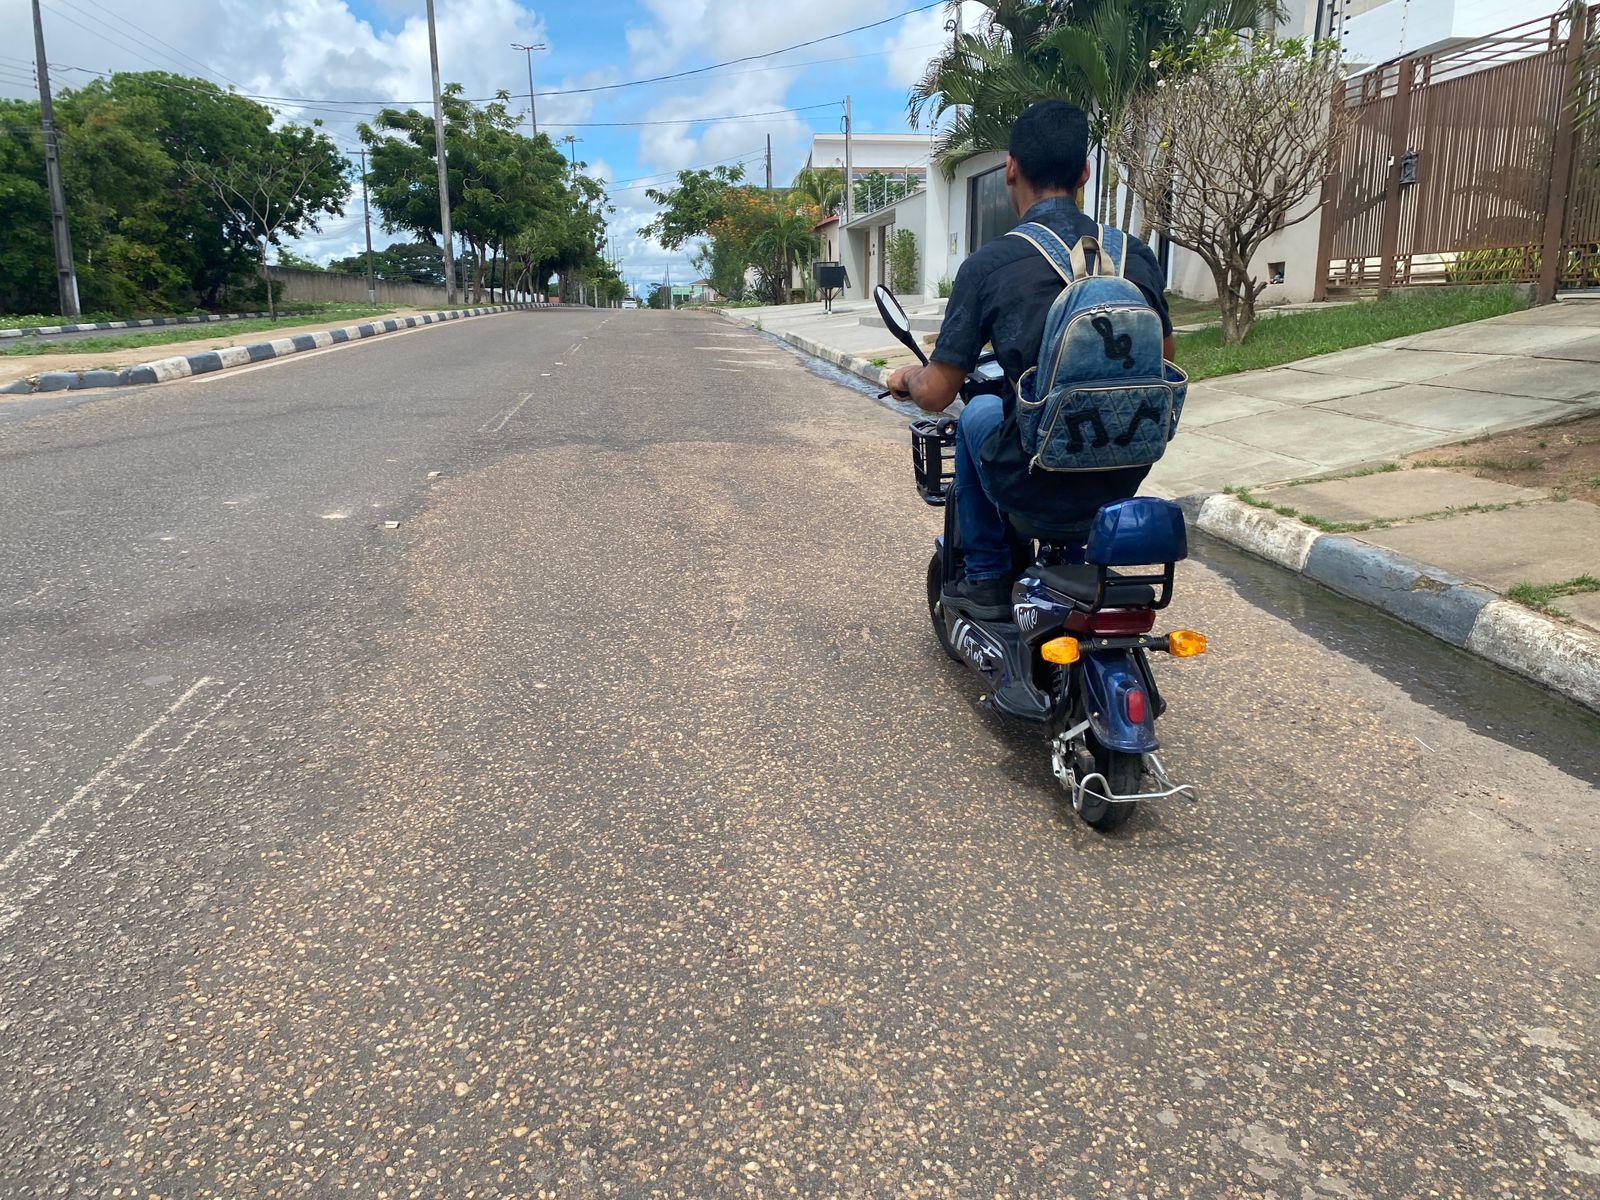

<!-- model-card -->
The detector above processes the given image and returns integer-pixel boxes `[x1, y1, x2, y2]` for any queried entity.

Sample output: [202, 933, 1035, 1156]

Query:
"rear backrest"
[1085, 498, 1188, 566]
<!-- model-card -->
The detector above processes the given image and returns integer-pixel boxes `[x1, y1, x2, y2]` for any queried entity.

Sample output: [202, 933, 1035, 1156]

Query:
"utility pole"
[560, 134, 580, 169]
[31, 0, 79, 316]
[511, 41, 546, 137]
[358, 146, 377, 305]
[425, 0, 456, 305]
[766, 134, 772, 190]
[843, 95, 854, 225]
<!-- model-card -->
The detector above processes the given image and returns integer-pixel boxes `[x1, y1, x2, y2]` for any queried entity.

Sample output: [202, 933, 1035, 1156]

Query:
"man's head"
[1004, 100, 1091, 215]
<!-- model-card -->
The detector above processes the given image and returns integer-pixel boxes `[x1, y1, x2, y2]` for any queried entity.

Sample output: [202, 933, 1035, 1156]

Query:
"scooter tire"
[926, 552, 961, 662]
[1079, 746, 1141, 832]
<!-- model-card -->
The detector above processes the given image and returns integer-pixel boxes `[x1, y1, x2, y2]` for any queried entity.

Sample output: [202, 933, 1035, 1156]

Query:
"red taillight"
[1066, 608, 1157, 635]
[1125, 688, 1148, 723]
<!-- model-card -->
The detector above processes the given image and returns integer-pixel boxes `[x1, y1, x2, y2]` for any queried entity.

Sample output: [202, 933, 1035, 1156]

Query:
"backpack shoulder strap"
[1095, 224, 1130, 278]
[1005, 222, 1080, 286]
[1004, 224, 1107, 286]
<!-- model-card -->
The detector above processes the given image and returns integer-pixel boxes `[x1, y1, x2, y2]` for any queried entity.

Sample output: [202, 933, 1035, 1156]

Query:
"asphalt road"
[1, 308, 1597, 1198]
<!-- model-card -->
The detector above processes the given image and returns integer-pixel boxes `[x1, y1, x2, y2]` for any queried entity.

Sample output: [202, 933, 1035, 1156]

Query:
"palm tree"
[790, 166, 844, 218]
[910, 0, 1279, 227]
[750, 205, 821, 304]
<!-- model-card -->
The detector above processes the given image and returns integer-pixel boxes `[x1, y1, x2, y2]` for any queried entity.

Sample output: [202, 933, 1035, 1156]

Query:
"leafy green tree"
[275, 249, 323, 271]
[329, 241, 445, 285]
[187, 124, 349, 318]
[1, 72, 345, 315]
[639, 165, 747, 250]
[362, 87, 587, 304]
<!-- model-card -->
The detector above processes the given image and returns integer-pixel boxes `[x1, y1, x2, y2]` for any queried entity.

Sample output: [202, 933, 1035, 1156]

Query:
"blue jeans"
[953, 393, 1011, 581]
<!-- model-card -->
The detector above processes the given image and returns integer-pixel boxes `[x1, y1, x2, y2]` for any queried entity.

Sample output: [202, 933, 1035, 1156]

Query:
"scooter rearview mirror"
[873, 285, 926, 364]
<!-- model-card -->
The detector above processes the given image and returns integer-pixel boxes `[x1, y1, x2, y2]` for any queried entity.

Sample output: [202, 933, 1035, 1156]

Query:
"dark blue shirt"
[930, 197, 1172, 535]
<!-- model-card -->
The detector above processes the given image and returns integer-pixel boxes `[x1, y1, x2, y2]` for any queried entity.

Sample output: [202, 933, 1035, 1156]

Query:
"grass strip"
[1, 303, 399, 357]
[1174, 285, 1528, 381]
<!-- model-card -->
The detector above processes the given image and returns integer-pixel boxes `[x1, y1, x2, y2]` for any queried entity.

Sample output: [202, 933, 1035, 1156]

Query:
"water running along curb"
[1, 304, 537, 395]
[1179, 492, 1600, 716]
[715, 310, 894, 390]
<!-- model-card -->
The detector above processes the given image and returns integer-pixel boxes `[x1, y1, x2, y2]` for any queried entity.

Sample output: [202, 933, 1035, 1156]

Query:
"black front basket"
[911, 417, 957, 507]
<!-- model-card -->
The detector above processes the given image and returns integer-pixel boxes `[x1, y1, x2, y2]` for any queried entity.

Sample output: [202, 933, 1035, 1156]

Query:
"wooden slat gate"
[1317, 4, 1599, 300]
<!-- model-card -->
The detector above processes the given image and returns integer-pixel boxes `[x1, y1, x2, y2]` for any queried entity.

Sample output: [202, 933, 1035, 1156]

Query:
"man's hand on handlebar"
[885, 361, 966, 413]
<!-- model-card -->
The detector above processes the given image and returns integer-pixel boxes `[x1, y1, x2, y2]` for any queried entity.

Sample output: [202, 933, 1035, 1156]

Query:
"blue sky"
[1, 0, 982, 292]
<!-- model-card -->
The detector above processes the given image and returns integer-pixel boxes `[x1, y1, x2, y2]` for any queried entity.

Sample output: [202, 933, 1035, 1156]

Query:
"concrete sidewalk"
[727, 297, 1600, 498]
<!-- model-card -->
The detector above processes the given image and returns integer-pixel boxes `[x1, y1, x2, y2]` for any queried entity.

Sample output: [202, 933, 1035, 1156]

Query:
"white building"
[825, 140, 1322, 308]
[1333, 0, 1541, 66]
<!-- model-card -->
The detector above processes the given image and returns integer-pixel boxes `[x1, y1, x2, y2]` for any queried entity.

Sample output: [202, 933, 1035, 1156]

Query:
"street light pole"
[358, 146, 376, 304]
[425, 0, 457, 306]
[31, 0, 79, 316]
[511, 41, 546, 138]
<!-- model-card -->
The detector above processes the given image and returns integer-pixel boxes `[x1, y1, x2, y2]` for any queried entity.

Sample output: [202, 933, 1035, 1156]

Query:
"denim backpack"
[1006, 221, 1188, 472]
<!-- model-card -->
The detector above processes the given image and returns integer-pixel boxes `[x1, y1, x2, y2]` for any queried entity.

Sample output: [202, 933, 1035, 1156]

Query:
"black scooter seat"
[1035, 563, 1156, 610]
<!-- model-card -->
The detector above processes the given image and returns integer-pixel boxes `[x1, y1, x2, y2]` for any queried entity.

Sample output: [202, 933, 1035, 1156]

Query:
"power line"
[24, 1, 943, 108]
[532, 2, 943, 99]
[54, 0, 245, 88]
[536, 101, 841, 128]
[38, 0, 189, 78]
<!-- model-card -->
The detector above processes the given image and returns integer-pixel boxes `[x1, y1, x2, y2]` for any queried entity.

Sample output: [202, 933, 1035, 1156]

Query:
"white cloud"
[881, 1, 982, 89]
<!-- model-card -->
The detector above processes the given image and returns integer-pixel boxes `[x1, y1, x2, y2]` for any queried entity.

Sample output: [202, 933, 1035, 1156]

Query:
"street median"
[0, 303, 536, 395]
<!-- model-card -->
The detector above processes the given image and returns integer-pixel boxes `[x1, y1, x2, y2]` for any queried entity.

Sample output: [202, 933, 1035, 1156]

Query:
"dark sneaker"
[942, 574, 1012, 620]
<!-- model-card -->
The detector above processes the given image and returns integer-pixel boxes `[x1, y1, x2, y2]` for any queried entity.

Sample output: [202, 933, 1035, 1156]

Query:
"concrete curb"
[0, 311, 274, 339]
[0, 304, 535, 395]
[0, 298, 552, 340]
[716, 311, 892, 389]
[1179, 492, 1600, 715]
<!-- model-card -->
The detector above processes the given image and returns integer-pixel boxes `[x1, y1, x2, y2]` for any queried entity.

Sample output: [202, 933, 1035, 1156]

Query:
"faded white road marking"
[0, 677, 237, 930]
[480, 392, 535, 434]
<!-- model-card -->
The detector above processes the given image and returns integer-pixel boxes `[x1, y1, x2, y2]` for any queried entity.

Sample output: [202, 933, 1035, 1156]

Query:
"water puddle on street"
[1196, 535, 1600, 785]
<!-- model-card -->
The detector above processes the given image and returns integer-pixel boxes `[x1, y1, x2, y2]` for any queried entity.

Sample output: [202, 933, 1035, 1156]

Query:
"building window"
[968, 165, 1012, 253]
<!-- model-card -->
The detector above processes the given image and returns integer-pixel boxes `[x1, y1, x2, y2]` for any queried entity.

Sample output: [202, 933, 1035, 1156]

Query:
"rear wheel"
[926, 552, 960, 661]
[1052, 671, 1141, 832]
[1077, 738, 1141, 832]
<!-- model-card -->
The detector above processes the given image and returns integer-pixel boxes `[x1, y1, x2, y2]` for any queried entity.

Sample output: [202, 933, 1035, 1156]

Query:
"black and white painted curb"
[0, 311, 274, 339]
[1178, 492, 1600, 715]
[0, 304, 535, 395]
[0, 297, 551, 340]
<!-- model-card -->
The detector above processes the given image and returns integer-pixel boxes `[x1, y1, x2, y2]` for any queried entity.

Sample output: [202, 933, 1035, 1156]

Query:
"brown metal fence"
[1317, 4, 1596, 300]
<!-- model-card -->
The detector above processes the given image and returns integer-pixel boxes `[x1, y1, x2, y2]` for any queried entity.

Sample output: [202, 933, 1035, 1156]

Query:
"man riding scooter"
[886, 100, 1175, 620]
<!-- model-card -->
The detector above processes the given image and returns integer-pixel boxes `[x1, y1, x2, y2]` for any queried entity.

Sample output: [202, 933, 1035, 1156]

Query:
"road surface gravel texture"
[1, 308, 1597, 1198]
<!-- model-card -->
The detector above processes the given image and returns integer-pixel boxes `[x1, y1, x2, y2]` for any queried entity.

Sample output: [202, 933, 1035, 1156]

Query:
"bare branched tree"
[1111, 34, 1350, 344]
[188, 129, 346, 318]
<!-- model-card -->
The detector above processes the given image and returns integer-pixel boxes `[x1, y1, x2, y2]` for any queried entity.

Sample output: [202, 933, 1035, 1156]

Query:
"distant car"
[621, 299, 638, 309]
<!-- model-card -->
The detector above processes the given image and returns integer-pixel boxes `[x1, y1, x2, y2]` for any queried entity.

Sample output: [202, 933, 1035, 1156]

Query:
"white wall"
[808, 134, 935, 177]
[938, 151, 1008, 289]
[1341, 0, 1539, 66]
[1164, 196, 1326, 306]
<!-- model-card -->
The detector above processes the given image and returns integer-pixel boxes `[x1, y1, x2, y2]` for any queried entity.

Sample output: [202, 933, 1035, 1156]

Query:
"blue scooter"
[875, 286, 1202, 831]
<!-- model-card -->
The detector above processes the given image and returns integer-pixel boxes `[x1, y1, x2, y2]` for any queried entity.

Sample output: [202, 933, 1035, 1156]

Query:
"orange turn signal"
[1040, 636, 1081, 665]
[1167, 630, 1207, 658]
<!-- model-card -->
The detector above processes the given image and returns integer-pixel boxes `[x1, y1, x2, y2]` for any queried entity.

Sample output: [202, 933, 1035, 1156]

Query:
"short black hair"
[1008, 100, 1089, 192]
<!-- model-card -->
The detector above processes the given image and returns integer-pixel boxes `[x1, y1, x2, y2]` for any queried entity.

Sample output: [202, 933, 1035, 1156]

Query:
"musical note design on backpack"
[1090, 315, 1135, 370]
[1113, 400, 1167, 447]
[1062, 410, 1110, 453]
